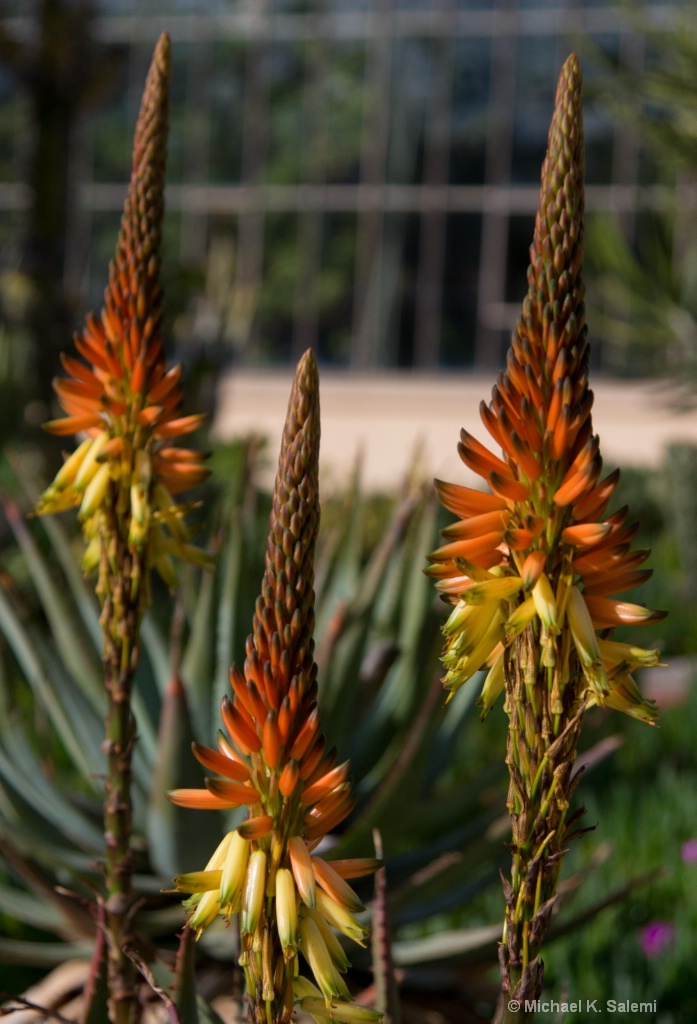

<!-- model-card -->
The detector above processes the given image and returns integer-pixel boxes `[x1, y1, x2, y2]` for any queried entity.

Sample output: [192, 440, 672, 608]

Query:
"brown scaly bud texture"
[427, 56, 665, 1010]
[169, 351, 382, 1024]
[33, 34, 208, 1024]
[36, 31, 209, 593]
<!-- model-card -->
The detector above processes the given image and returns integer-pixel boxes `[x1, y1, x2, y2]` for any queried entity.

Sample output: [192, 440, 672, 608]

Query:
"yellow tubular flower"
[168, 351, 382, 1024]
[241, 849, 267, 937]
[298, 916, 350, 1003]
[428, 54, 665, 723]
[35, 30, 209, 588]
[220, 830, 251, 912]
[297, 999, 384, 1024]
[531, 574, 559, 633]
[428, 54, 666, 1005]
[30, 36, 211, 1023]
[275, 868, 298, 956]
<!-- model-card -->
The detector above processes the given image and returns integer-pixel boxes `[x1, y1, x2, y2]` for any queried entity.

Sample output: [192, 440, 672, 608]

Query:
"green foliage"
[585, 0, 697, 381]
[540, 693, 697, 1024]
[0, 442, 507, 1017]
[0, 440, 693, 1021]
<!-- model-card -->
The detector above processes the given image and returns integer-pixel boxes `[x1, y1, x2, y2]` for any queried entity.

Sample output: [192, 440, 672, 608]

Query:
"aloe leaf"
[31, 631, 107, 778]
[361, 490, 440, 746]
[138, 902, 190, 937]
[387, 488, 439, 719]
[141, 610, 172, 695]
[147, 677, 221, 878]
[0, 583, 104, 778]
[421, 673, 481, 787]
[392, 924, 501, 967]
[0, 882, 66, 932]
[0, 642, 11, 720]
[314, 459, 363, 630]
[3, 500, 103, 709]
[0, 818, 101, 875]
[180, 560, 217, 741]
[336, 676, 443, 856]
[7, 455, 104, 647]
[371, 832, 401, 1023]
[195, 1000, 233, 1024]
[206, 440, 263, 734]
[338, 696, 497, 861]
[392, 868, 500, 928]
[131, 690, 159, 782]
[213, 508, 245, 728]
[82, 922, 110, 1024]
[36, 514, 103, 649]
[0, 938, 93, 966]
[172, 926, 199, 1024]
[2, 498, 158, 789]
[127, 941, 232, 1024]
[0, 733, 103, 853]
[320, 490, 422, 736]
[547, 868, 661, 943]
[122, 947, 183, 1024]
[0, 835, 96, 937]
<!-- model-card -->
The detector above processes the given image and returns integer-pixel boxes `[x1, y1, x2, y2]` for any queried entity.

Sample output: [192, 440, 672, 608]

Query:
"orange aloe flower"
[427, 54, 664, 726]
[168, 351, 382, 1024]
[35, 31, 208, 588]
[31, 37, 210, 1023]
[428, 55, 665, 1004]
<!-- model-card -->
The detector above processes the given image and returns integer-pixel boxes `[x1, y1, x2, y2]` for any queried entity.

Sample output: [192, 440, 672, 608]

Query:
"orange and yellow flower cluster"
[35, 33, 207, 587]
[427, 54, 665, 725]
[168, 351, 381, 1024]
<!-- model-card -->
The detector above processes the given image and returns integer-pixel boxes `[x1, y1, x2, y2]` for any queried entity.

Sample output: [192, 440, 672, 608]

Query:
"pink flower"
[681, 839, 697, 864]
[639, 921, 675, 958]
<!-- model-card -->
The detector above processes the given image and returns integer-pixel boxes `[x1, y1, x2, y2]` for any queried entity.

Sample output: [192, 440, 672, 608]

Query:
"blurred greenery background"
[0, 1, 696, 1022]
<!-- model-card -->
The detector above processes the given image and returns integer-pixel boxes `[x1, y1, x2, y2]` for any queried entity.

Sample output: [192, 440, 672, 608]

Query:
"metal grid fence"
[0, 0, 687, 371]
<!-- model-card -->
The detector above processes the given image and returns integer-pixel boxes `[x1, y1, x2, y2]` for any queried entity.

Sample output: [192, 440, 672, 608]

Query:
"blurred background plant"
[0, 0, 696, 1021]
[585, 0, 697, 385]
[0, 441, 507, 1022]
[1, 437, 694, 1022]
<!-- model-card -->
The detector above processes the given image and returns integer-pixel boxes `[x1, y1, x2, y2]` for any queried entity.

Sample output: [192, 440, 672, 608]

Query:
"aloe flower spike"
[429, 55, 665, 1016]
[168, 350, 382, 1024]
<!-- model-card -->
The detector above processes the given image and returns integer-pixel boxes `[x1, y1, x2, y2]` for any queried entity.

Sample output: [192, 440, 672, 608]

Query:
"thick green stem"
[496, 997, 532, 1024]
[499, 627, 585, 1004]
[100, 538, 145, 1024]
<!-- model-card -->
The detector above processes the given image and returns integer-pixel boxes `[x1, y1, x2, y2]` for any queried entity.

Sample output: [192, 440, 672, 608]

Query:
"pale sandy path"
[214, 371, 697, 492]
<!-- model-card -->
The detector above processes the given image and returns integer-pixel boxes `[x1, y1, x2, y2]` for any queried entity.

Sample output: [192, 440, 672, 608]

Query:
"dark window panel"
[209, 42, 246, 184]
[317, 212, 358, 365]
[440, 212, 482, 368]
[450, 38, 490, 186]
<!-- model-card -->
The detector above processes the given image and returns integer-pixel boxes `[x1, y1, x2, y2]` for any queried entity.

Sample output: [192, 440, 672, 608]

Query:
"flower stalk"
[35, 33, 208, 1024]
[427, 55, 665, 1014]
[168, 350, 382, 1024]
